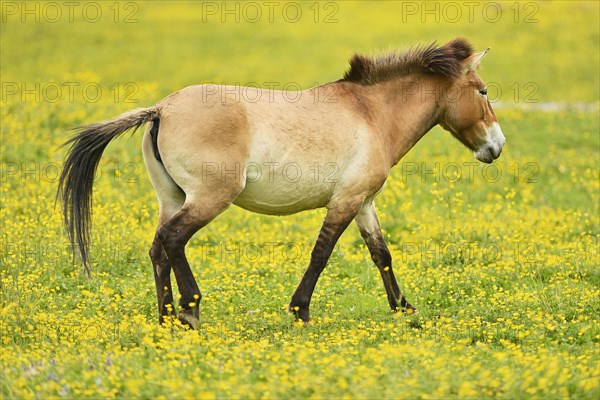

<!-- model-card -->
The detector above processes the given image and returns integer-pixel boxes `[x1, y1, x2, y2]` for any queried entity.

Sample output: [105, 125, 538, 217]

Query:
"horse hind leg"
[148, 185, 238, 329]
[149, 231, 177, 323]
[156, 195, 239, 329]
[143, 124, 185, 324]
[143, 113, 248, 328]
[145, 150, 246, 328]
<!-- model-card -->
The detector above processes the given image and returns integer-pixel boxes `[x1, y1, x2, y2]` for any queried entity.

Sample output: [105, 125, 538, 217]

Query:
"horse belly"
[233, 169, 335, 215]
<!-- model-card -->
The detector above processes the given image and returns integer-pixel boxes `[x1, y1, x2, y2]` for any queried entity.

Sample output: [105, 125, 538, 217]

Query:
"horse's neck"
[370, 76, 443, 167]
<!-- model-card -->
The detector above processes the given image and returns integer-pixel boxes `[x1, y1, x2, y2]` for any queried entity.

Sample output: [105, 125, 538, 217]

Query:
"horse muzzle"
[474, 122, 505, 163]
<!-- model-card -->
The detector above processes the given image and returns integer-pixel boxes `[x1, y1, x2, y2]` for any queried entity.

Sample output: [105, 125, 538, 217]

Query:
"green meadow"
[1, 1, 598, 398]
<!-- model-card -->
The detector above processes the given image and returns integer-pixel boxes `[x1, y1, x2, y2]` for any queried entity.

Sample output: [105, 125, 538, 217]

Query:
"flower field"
[1, 1, 599, 398]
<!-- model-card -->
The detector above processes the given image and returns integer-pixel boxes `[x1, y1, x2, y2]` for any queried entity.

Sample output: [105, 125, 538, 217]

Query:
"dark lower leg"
[289, 210, 355, 322]
[149, 234, 174, 323]
[158, 209, 205, 329]
[361, 230, 415, 312]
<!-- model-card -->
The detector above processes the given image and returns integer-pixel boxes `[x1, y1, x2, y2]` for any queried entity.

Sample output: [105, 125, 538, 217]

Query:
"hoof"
[289, 305, 310, 323]
[403, 302, 417, 314]
[177, 311, 199, 330]
[393, 303, 417, 315]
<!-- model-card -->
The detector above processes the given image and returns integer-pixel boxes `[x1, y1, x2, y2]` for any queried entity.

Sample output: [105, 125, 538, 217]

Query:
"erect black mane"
[342, 38, 474, 85]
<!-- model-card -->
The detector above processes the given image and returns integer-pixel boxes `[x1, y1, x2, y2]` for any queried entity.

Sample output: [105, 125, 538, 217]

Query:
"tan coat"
[60, 38, 505, 327]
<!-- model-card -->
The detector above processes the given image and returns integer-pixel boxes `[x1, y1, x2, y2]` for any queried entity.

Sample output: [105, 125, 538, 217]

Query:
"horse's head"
[439, 48, 505, 163]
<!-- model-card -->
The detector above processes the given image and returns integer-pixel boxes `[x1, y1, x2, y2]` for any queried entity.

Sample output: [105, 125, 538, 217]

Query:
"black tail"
[57, 107, 160, 275]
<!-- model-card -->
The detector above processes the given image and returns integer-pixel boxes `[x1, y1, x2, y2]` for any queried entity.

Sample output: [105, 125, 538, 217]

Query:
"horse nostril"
[474, 146, 494, 163]
[491, 145, 502, 159]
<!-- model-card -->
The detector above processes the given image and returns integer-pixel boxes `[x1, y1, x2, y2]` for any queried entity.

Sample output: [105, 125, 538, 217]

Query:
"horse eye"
[479, 88, 488, 96]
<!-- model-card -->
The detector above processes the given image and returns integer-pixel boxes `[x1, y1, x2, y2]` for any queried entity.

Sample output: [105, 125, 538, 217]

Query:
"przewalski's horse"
[59, 38, 505, 328]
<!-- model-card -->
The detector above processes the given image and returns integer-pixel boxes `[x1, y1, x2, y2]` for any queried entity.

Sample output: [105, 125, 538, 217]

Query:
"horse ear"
[463, 48, 490, 73]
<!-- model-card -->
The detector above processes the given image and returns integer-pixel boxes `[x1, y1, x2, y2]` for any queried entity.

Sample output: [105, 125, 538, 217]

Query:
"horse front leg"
[355, 202, 416, 313]
[289, 203, 361, 322]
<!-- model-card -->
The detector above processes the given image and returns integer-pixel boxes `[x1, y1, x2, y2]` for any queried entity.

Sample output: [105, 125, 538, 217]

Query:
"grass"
[1, 1, 599, 398]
